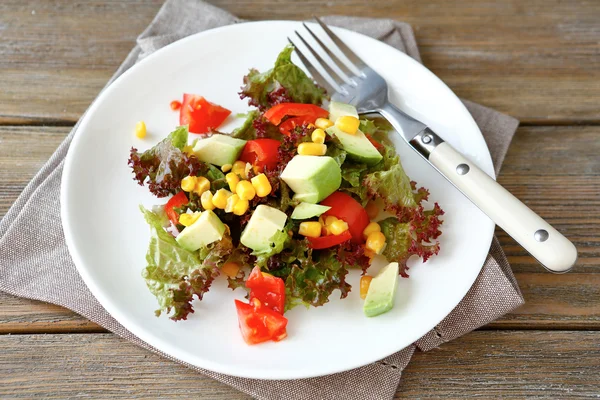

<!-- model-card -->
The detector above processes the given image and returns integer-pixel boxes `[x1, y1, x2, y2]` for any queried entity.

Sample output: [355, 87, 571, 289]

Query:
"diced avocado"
[192, 134, 246, 166]
[326, 126, 383, 166]
[328, 101, 358, 123]
[280, 155, 341, 204]
[175, 210, 225, 252]
[363, 262, 399, 317]
[291, 202, 331, 220]
[240, 205, 287, 252]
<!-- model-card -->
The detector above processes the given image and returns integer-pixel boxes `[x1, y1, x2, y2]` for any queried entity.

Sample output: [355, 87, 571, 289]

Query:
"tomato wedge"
[366, 133, 384, 150]
[246, 266, 285, 314]
[263, 103, 328, 126]
[235, 299, 288, 345]
[239, 139, 281, 172]
[277, 115, 314, 136]
[164, 191, 188, 226]
[320, 191, 370, 244]
[179, 94, 231, 134]
[307, 230, 352, 249]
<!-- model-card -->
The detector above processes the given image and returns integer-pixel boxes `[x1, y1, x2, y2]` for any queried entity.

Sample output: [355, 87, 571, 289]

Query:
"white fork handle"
[411, 130, 577, 273]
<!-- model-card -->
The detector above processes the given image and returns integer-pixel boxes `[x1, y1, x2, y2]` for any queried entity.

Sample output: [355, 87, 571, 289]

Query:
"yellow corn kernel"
[364, 248, 376, 259]
[366, 231, 386, 254]
[311, 128, 326, 144]
[299, 221, 322, 238]
[251, 173, 272, 197]
[297, 142, 327, 156]
[232, 198, 249, 216]
[200, 191, 215, 211]
[221, 163, 233, 173]
[232, 160, 248, 179]
[181, 176, 197, 192]
[335, 115, 360, 135]
[365, 200, 379, 220]
[363, 221, 381, 239]
[225, 194, 240, 213]
[212, 189, 232, 209]
[178, 212, 200, 227]
[325, 215, 339, 226]
[236, 180, 256, 201]
[329, 219, 349, 235]
[221, 262, 240, 278]
[225, 173, 240, 193]
[194, 176, 210, 195]
[315, 117, 334, 130]
[135, 121, 147, 138]
[360, 275, 373, 299]
[183, 145, 194, 155]
[318, 215, 327, 226]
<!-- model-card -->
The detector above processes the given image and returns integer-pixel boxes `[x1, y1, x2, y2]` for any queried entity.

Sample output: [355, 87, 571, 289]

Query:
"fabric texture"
[0, 1, 524, 398]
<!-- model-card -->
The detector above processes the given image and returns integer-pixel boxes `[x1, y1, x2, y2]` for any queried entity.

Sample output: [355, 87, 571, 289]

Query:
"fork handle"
[410, 128, 577, 273]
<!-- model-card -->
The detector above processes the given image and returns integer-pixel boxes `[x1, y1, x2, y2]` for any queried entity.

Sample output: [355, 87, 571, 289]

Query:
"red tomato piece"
[263, 103, 328, 126]
[179, 94, 231, 134]
[235, 299, 288, 345]
[320, 191, 370, 244]
[365, 133, 384, 150]
[278, 115, 315, 136]
[170, 100, 182, 111]
[164, 191, 188, 226]
[246, 266, 285, 314]
[307, 230, 352, 249]
[239, 139, 281, 172]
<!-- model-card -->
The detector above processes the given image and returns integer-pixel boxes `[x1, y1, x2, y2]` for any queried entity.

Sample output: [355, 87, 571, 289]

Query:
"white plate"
[61, 21, 495, 380]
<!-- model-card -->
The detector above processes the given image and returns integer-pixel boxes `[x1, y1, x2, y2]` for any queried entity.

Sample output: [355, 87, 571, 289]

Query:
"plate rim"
[61, 20, 495, 379]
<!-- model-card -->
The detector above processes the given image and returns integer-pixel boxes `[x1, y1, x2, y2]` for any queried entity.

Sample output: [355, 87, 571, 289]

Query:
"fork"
[289, 18, 577, 273]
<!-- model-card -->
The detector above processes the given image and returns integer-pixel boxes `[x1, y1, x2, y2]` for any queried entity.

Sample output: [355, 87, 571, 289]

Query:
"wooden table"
[1, 1, 599, 398]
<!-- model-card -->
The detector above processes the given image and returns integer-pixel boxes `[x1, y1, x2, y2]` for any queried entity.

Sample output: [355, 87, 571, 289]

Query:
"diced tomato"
[246, 266, 285, 314]
[366, 133, 384, 150]
[235, 299, 288, 345]
[239, 139, 281, 172]
[263, 103, 328, 126]
[307, 230, 352, 249]
[164, 191, 188, 226]
[320, 191, 370, 244]
[179, 94, 231, 134]
[278, 115, 314, 136]
[170, 100, 182, 111]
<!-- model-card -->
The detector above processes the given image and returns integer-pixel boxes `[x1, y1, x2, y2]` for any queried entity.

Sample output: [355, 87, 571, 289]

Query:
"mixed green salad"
[128, 45, 443, 345]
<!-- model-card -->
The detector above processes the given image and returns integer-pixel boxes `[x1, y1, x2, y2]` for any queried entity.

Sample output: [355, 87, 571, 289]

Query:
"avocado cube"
[364, 262, 399, 317]
[175, 210, 226, 252]
[326, 126, 383, 166]
[240, 205, 287, 252]
[280, 155, 341, 204]
[328, 101, 359, 123]
[290, 202, 331, 220]
[192, 134, 247, 166]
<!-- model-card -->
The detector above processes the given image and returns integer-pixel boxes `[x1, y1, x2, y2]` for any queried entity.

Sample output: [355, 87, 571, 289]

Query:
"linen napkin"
[0, 0, 524, 398]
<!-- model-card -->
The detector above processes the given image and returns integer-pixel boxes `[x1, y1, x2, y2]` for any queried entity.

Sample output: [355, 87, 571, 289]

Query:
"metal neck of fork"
[409, 128, 445, 159]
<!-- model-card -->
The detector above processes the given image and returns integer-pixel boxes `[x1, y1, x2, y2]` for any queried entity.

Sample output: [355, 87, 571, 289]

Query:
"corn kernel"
[181, 176, 197, 192]
[364, 248, 376, 259]
[363, 221, 381, 239]
[221, 163, 233, 173]
[236, 180, 256, 201]
[325, 215, 339, 226]
[329, 219, 349, 235]
[232, 161, 248, 179]
[225, 194, 240, 213]
[200, 191, 215, 210]
[178, 212, 200, 227]
[298, 142, 327, 156]
[335, 116, 360, 135]
[360, 275, 373, 299]
[212, 189, 232, 209]
[366, 231, 386, 254]
[135, 121, 147, 138]
[319, 215, 327, 226]
[232, 198, 249, 215]
[221, 262, 240, 278]
[194, 176, 210, 195]
[299, 221, 322, 238]
[183, 145, 194, 155]
[225, 173, 240, 193]
[251, 173, 272, 197]
[311, 128, 326, 144]
[365, 200, 379, 220]
[315, 117, 334, 130]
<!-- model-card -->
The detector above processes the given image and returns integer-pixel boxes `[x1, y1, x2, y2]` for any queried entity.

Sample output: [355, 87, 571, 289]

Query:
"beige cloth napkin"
[0, 1, 524, 398]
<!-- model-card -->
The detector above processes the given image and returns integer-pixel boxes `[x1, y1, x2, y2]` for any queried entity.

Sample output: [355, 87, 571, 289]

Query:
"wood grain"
[0, 0, 599, 124]
[0, 331, 598, 398]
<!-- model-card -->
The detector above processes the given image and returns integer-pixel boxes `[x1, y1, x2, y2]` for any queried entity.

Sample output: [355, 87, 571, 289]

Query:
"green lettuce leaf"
[253, 227, 293, 269]
[231, 110, 260, 140]
[240, 45, 326, 109]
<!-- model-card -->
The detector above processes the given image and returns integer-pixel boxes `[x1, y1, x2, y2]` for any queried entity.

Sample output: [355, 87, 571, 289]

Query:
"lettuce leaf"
[240, 45, 326, 109]
[140, 207, 220, 320]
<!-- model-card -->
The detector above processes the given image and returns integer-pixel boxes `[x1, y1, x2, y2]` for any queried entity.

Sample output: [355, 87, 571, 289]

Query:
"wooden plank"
[0, 0, 599, 124]
[0, 331, 597, 398]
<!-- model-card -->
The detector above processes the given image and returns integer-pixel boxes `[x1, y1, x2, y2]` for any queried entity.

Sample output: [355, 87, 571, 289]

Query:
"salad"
[128, 45, 444, 345]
